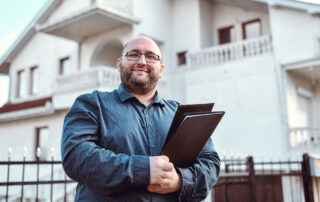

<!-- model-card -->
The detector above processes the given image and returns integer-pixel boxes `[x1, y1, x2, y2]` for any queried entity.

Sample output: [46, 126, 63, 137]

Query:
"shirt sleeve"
[176, 138, 220, 201]
[61, 92, 150, 195]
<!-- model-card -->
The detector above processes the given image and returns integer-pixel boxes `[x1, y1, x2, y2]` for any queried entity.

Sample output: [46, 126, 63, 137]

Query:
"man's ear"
[159, 64, 164, 75]
[116, 58, 121, 71]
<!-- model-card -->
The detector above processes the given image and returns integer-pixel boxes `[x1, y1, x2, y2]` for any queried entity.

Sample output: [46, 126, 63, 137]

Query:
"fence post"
[302, 153, 314, 202]
[247, 156, 256, 202]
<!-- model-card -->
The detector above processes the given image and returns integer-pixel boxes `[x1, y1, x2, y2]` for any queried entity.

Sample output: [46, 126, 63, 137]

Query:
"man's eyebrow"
[127, 49, 158, 55]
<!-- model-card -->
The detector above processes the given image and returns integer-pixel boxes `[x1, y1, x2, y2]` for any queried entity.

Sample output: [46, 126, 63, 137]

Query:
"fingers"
[149, 155, 174, 185]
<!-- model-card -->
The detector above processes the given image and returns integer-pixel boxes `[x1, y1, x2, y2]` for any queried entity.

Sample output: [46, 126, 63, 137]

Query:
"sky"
[0, 0, 48, 106]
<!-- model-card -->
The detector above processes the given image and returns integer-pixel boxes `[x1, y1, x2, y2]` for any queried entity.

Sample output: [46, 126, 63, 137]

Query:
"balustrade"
[188, 35, 272, 68]
[290, 127, 320, 148]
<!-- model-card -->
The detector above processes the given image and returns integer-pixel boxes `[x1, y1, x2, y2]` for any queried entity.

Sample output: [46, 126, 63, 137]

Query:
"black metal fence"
[1, 153, 319, 202]
[213, 153, 320, 202]
[0, 156, 76, 202]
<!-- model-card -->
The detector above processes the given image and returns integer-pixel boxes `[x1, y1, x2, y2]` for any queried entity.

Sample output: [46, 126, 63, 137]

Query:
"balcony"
[36, 0, 139, 41]
[188, 35, 272, 68]
[53, 66, 167, 109]
[290, 127, 320, 149]
[53, 66, 120, 109]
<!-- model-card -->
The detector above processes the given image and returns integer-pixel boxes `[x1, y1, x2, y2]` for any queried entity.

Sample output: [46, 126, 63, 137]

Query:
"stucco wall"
[269, 6, 320, 64]
[170, 0, 201, 69]
[80, 25, 133, 70]
[169, 54, 287, 155]
[0, 110, 67, 161]
[199, 0, 213, 48]
[45, 0, 92, 25]
[9, 33, 78, 104]
[285, 71, 319, 127]
[212, 2, 270, 45]
[132, 0, 172, 68]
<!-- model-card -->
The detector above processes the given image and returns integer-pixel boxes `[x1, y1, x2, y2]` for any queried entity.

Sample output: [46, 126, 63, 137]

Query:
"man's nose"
[137, 54, 147, 64]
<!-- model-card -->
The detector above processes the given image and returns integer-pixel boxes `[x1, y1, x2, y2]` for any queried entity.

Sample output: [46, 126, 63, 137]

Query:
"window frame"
[30, 66, 39, 95]
[59, 57, 70, 75]
[242, 18, 262, 40]
[218, 25, 235, 45]
[35, 126, 49, 161]
[177, 51, 187, 66]
[16, 69, 26, 98]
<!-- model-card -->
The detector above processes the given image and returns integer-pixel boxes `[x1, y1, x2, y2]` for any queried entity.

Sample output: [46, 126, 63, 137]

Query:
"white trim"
[0, 102, 54, 122]
[0, 0, 62, 69]
[36, 5, 140, 34]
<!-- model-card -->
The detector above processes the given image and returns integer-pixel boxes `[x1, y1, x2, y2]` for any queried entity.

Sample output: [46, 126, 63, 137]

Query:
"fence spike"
[51, 147, 56, 158]
[8, 147, 12, 158]
[36, 147, 41, 158]
[23, 147, 28, 158]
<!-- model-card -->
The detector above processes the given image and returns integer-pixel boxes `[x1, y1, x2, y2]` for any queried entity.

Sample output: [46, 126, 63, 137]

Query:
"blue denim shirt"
[61, 84, 220, 201]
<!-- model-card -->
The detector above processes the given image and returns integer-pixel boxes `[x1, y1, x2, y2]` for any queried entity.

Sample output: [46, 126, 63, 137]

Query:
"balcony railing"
[290, 127, 320, 148]
[55, 66, 121, 94]
[188, 35, 272, 68]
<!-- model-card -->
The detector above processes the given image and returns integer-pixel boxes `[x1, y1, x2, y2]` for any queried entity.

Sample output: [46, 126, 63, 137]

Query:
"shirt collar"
[117, 84, 165, 107]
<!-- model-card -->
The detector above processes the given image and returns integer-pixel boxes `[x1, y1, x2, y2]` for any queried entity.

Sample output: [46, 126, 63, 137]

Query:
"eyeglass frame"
[122, 51, 161, 63]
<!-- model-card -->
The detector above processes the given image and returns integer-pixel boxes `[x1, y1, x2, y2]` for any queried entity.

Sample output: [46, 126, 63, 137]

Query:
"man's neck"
[132, 89, 157, 107]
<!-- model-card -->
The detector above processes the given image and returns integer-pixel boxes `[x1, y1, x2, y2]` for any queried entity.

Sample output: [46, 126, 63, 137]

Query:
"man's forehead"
[124, 37, 161, 55]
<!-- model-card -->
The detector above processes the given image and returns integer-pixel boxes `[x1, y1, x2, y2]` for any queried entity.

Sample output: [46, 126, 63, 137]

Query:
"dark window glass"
[35, 127, 49, 160]
[177, 51, 187, 66]
[218, 26, 235, 44]
[30, 66, 39, 95]
[59, 57, 71, 75]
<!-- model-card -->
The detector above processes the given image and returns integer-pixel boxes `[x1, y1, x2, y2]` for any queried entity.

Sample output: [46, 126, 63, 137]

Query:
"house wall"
[170, 0, 201, 68]
[45, 0, 92, 25]
[132, 0, 172, 68]
[285, 71, 320, 127]
[80, 25, 133, 70]
[9, 33, 78, 104]
[212, 2, 270, 45]
[199, 0, 214, 48]
[315, 82, 320, 125]
[101, 0, 134, 15]
[269, 6, 320, 64]
[169, 53, 287, 155]
[0, 110, 67, 161]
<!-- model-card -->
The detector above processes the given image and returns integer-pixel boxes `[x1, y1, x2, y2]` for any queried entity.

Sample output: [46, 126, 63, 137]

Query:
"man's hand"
[148, 156, 182, 194]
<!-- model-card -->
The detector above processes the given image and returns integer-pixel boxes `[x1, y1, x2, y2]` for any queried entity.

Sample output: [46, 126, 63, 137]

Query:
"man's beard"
[120, 63, 160, 95]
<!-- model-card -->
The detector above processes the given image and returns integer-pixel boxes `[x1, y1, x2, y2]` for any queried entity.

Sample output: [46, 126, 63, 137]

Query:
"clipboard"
[162, 104, 224, 168]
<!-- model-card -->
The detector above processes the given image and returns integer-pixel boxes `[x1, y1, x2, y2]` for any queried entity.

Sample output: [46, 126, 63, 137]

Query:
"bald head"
[121, 36, 162, 59]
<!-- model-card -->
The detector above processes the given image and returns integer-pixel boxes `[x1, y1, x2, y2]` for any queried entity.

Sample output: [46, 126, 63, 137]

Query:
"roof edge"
[0, 0, 62, 69]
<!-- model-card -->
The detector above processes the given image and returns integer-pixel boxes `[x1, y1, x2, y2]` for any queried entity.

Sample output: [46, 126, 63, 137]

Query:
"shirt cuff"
[132, 155, 150, 186]
[176, 167, 195, 199]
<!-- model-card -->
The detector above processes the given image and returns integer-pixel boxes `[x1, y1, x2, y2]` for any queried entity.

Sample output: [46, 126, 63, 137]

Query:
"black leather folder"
[162, 104, 224, 168]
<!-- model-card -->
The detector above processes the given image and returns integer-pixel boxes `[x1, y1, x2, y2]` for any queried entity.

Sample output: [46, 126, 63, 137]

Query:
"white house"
[0, 0, 319, 200]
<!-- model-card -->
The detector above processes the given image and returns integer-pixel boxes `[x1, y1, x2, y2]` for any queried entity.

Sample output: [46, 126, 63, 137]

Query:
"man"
[61, 36, 220, 201]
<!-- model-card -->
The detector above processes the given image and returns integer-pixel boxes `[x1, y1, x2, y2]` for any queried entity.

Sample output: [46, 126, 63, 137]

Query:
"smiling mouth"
[132, 68, 149, 73]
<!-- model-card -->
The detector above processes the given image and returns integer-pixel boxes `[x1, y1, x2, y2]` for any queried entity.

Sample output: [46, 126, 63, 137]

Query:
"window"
[17, 70, 26, 98]
[242, 19, 261, 40]
[30, 66, 39, 95]
[59, 57, 71, 75]
[35, 127, 49, 160]
[218, 26, 235, 44]
[177, 51, 187, 66]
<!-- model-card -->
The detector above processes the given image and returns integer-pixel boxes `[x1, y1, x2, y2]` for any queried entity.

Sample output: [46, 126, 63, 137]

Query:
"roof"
[0, 97, 52, 114]
[0, 0, 62, 74]
[254, 0, 320, 14]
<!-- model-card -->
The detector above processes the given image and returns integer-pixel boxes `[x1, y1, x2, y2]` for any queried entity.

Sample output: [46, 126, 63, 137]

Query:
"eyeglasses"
[123, 51, 160, 63]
